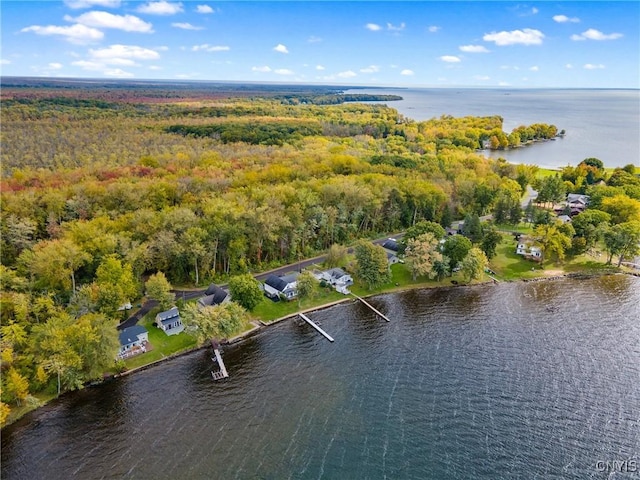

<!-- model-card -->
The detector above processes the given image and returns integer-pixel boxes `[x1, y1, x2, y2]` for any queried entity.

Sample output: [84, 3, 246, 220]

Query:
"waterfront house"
[566, 193, 590, 215]
[317, 268, 353, 294]
[263, 273, 299, 300]
[516, 242, 542, 261]
[197, 284, 228, 308]
[155, 306, 184, 335]
[118, 325, 148, 359]
[381, 238, 400, 252]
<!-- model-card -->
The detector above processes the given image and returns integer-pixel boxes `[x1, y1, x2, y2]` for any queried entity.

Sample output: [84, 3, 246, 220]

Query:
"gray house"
[155, 306, 184, 335]
[197, 284, 228, 308]
[118, 325, 148, 359]
[264, 273, 298, 300]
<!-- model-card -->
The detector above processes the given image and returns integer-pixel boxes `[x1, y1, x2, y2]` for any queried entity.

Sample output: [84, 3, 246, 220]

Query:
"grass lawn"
[253, 288, 347, 323]
[489, 234, 547, 281]
[124, 309, 197, 370]
[493, 223, 534, 234]
[536, 167, 562, 178]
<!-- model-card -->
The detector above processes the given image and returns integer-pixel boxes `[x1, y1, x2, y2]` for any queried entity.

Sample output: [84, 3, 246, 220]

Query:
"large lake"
[2, 275, 639, 479]
[348, 88, 640, 169]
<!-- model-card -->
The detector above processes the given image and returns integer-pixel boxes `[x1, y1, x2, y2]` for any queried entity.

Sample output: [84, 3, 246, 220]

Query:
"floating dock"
[298, 313, 334, 342]
[211, 340, 229, 380]
[351, 294, 391, 322]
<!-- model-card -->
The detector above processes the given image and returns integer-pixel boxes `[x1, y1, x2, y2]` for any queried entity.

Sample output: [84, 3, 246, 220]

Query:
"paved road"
[118, 232, 405, 331]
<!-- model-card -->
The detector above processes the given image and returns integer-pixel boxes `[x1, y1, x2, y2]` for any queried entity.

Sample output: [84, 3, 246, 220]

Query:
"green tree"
[95, 255, 138, 318]
[533, 223, 572, 265]
[462, 214, 483, 243]
[571, 209, 611, 248]
[442, 235, 472, 272]
[2, 368, 30, 406]
[461, 247, 488, 283]
[602, 221, 640, 266]
[600, 194, 640, 224]
[325, 244, 348, 268]
[296, 270, 318, 305]
[23, 238, 91, 295]
[480, 228, 502, 259]
[145, 272, 174, 310]
[404, 233, 442, 280]
[354, 240, 390, 290]
[402, 220, 445, 253]
[432, 257, 451, 282]
[181, 302, 248, 345]
[228, 273, 263, 311]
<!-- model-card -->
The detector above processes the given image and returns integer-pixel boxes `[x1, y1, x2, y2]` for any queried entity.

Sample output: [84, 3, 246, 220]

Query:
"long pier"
[211, 340, 229, 380]
[351, 294, 391, 322]
[298, 313, 334, 342]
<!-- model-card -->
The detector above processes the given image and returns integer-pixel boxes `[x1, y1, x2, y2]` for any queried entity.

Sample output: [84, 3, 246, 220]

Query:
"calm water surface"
[2, 275, 639, 479]
[349, 88, 640, 169]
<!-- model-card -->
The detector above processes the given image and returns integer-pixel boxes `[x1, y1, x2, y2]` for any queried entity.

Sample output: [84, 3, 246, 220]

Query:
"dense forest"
[1, 80, 638, 423]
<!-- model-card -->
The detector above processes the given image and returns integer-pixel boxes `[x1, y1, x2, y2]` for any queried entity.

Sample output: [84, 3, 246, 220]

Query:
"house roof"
[382, 239, 399, 251]
[327, 268, 347, 279]
[200, 284, 228, 306]
[156, 306, 180, 324]
[119, 325, 147, 347]
[265, 273, 298, 291]
[567, 193, 589, 204]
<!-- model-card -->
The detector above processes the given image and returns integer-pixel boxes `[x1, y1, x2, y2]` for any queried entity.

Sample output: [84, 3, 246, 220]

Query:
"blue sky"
[1, 1, 638, 88]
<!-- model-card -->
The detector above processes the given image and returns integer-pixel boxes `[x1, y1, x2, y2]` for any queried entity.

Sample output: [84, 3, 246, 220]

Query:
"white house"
[118, 325, 148, 359]
[318, 268, 353, 294]
[155, 306, 184, 335]
[516, 243, 542, 261]
[264, 273, 299, 300]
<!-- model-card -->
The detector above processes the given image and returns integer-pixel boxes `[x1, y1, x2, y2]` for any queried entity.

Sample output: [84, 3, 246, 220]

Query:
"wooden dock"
[298, 313, 334, 342]
[210, 340, 229, 380]
[351, 294, 390, 322]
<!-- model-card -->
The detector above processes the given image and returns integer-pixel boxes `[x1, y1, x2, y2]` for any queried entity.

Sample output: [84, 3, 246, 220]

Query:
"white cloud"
[1, 59, 12, 65]
[48, 62, 63, 69]
[21, 24, 104, 44]
[571, 29, 623, 41]
[584, 63, 605, 70]
[428, 26, 440, 33]
[387, 22, 405, 32]
[308, 36, 322, 43]
[104, 68, 134, 77]
[273, 44, 289, 54]
[532, 7, 539, 14]
[440, 55, 461, 63]
[365, 23, 382, 31]
[565, 63, 573, 69]
[192, 44, 229, 52]
[459, 44, 489, 53]
[252, 65, 271, 72]
[316, 65, 325, 71]
[474, 75, 490, 81]
[274, 69, 294, 75]
[529, 66, 539, 71]
[483, 28, 544, 46]
[196, 5, 214, 14]
[172, 22, 204, 30]
[64, 0, 121, 9]
[89, 44, 161, 62]
[400, 69, 414, 76]
[498, 81, 510, 86]
[553, 14, 580, 23]
[72, 60, 105, 70]
[337, 70, 357, 78]
[360, 65, 380, 73]
[66, 11, 153, 32]
[149, 65, 161, 70]
[137, 1, 183, 15]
